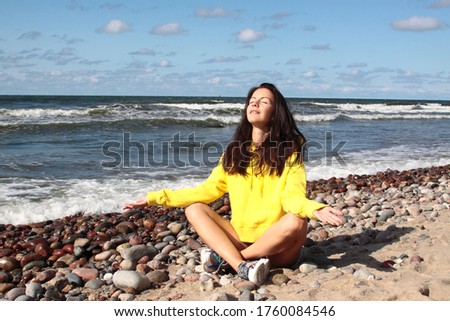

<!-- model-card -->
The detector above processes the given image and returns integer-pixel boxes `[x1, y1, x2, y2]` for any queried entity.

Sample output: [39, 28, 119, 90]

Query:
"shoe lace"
[207, 251, 227, 272]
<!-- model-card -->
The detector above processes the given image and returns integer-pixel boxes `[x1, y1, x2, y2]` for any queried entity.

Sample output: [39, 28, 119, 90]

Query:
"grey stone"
[112, 270, 152, 293]
[120, 244, 158, 262]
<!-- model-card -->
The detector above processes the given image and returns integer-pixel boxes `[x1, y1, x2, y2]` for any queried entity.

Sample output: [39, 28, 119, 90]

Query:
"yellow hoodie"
[147, 157, 325, 243]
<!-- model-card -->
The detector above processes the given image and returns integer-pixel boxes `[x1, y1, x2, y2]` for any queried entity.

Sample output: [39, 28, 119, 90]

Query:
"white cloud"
[302, 70, 317, 78]
[157, 59, 172, 67]
[195, 7, 229, 18]
[391, 16, 446, 31]
[97, 19, 131, 34]
[150, 23, 185, 36]
[207, 77, 221, 84]
[429, 0, 450, 9]
[236, 28, 266, 43]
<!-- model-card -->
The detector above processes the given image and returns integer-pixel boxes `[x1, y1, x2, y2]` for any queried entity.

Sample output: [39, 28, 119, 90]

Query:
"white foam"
[0, 177, 204, 225]
[306, 144, 450, 181]
[153, 102, 244, 110]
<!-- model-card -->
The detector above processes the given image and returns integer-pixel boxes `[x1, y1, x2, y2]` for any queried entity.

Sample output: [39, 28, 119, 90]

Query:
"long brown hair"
[222, 83, 305, 176]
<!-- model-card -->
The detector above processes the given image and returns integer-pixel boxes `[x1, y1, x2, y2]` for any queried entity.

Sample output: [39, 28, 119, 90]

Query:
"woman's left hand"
[313, 207, 345, 226]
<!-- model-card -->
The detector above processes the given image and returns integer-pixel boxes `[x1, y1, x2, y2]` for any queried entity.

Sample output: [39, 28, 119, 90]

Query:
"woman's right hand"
[123, 197, 147, 210]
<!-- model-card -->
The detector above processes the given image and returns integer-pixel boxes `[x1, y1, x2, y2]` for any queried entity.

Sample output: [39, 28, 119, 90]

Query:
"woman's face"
[246, 88, 275, 130]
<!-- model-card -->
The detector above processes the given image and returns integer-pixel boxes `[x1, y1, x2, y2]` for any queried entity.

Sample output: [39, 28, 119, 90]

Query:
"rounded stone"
[299, 262, 318, 274]
[112, 270, 152, 294]
[72, 267, 99, 281]
[25, 282, 44, 299]
[5, 287, 26, 301]
[354, 268, 375, 280]
[146, 270, 169, 284]
[66, 272, 84, 287]
[271, 273, 290, 286]
[85, 278, 106, 290]
[120, 244, 158, 262]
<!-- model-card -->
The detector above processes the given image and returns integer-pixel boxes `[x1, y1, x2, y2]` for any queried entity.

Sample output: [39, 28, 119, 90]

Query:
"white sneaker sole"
[248, 258, 270, 286]
[200, 249, 215, 273]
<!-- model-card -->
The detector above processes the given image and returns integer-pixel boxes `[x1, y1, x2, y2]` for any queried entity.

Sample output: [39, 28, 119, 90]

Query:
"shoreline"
[1, 164, 449, 301]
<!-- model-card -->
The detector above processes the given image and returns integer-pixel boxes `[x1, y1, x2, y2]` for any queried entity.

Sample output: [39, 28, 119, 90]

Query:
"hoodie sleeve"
[281, 162, 325, 220]
[147, 164, 227, 208]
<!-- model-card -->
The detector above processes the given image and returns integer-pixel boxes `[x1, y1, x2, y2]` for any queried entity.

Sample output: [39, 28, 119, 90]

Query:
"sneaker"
[201, 248, 228, 273]
[237, 258, 270, 286]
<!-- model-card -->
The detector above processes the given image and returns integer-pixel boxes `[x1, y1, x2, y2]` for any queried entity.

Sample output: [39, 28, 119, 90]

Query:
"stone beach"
[1, 165, 449, 301]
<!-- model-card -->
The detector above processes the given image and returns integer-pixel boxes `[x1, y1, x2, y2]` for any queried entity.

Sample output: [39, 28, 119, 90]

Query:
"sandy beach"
[1, 165, 449, 301]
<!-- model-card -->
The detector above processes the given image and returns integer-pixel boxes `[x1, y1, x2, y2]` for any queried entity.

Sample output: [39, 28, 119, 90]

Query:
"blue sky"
[1, 0, 449, 99]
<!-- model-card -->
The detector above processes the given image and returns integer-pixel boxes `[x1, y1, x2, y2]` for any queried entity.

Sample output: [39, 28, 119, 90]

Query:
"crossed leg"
[184, 202, 308, 271]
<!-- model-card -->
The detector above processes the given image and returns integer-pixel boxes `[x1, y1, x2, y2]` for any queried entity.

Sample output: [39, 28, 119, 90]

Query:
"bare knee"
[280, 213, 307, 239]
[185, 203, 210, 223]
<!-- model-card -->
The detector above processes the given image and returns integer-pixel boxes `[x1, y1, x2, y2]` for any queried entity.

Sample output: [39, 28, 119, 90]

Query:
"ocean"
[1, 95, 449, 225]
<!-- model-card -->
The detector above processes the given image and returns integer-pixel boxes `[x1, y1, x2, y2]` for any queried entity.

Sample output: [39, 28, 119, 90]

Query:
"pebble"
[184, 273, 200, 282]
[85, 279, 105, 290]
[379, 209, 396, 222]
[5, 287, 26, 301]
[146, 270, 169, 284]
[299, 262, 318, 274]
[72, 267, 99, 281]
[234, 280, 258, 292]
[309, 280, 321, 289]
[271, 273, 290, 286]
[0, 164, 447, 302]
[204, 292, 237, 301]
[220, 275, 232, 286]
[25, 282, 44, 299]
[112, 270, 151, 294]
[239, 290, 254, 301]
[354, 268, 375, 281]
[120, 245, 158, 262]
[200, 278, 215, 291]
[66, 272, 84, 286]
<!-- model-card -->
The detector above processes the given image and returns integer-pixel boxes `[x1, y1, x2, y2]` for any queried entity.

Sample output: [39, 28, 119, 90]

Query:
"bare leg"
[185, 203, 247, 271]
[241, 213, 307, 268]
[186, 204, 307, 269]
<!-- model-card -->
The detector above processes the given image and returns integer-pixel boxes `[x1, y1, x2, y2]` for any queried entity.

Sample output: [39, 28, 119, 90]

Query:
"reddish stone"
[143, 219, 156, 230]
[184, 273, 200, 282]
[35, 269, 57, 283]
[20, 253, 44, 268]
[410, 255, 424, 263]
[52, 248, 66, 258]
[137, 255, 151, 264]
[29, 237, 49, 248]
[72, 267, 99, 281]
[11, 243, 24, 252]
[129, 235, 143, 246]
[0, 248, 13, 258]
[62, 244, 74, 254]
[0, 257, 20, 272]
[0, 283, 15, 294]
[35, 243, 52, 258]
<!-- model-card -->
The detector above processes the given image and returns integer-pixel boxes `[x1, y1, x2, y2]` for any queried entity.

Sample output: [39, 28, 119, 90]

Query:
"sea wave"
[1, 100, 449, 128]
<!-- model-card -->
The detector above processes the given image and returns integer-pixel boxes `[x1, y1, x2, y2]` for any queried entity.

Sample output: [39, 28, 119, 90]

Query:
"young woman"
[123, 83, 344, 285]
